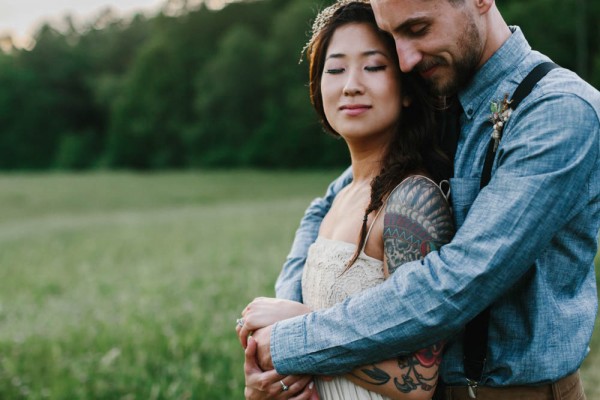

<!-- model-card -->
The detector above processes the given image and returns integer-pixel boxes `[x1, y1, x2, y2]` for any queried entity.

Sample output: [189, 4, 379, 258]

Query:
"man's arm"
[275, 167, 352, 301]
[269, 92, 600, 375]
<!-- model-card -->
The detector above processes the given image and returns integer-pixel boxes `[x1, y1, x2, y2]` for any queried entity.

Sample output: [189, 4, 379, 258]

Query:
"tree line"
[0, 0, 598, 170]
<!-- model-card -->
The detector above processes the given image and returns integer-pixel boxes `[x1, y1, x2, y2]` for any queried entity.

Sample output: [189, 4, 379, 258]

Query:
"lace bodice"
[302, 237, 385, 310]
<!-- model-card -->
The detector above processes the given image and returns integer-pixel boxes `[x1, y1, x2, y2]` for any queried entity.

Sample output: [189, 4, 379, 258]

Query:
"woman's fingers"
[245, 337, 284, 383]
[236, 323, 253, 350]
[239, 322, 253, 349]
[285, 380, 318, 400]
[236, 324, 245, 348]
[245, 342, 312, 400]
[273, 376, 313, 400]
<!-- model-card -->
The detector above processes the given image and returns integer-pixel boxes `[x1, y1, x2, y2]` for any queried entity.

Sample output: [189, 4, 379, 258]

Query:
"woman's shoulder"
[384, 174, 454, 241]
[386, 175, 450, 212]
[383, 175, 454, 269]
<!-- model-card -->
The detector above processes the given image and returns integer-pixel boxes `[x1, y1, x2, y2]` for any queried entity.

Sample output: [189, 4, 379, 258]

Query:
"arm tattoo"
[351, 177, 451, 395]
[384, 176, 454, 274]
[350, 342, 444, 393]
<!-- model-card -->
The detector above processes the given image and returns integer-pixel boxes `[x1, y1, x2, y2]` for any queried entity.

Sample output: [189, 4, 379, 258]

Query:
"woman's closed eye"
[325, 67, 345, 74]
[325, 65, 387, 74]
[365, 65, 387, 72]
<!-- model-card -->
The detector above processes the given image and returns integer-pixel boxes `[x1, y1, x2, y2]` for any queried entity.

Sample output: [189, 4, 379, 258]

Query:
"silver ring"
[280, 380, 289, 392]
[236, 318, 244, 327]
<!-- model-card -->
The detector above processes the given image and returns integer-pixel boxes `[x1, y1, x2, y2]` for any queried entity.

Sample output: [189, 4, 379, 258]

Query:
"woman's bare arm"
[344, 176, 454, 400]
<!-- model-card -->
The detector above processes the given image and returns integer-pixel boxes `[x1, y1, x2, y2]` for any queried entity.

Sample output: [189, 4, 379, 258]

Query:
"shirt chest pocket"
[449, 177, 481, 227]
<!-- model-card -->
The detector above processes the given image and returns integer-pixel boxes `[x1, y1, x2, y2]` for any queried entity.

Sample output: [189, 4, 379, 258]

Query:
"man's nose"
[395, 40, 423, 73]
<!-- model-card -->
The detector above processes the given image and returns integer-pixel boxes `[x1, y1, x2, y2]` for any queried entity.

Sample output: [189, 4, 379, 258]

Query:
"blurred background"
[0, 0, 599, 399]
[0, 0, 599, 170]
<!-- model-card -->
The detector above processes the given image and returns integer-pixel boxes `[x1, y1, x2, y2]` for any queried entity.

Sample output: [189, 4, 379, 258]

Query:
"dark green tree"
[188, 25, 266, 166]
[0, 0, 597, 170]
[498, 0, 600, 87]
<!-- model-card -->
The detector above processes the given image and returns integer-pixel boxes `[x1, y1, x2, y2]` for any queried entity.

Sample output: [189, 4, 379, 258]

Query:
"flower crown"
[300, 0, 371, 61]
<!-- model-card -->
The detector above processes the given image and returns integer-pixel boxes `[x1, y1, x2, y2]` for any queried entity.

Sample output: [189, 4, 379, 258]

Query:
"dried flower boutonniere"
[489, 94, 513, 151]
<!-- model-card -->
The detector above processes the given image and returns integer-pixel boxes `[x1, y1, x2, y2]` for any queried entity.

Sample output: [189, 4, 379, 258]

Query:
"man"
[245, 0, 600, 398]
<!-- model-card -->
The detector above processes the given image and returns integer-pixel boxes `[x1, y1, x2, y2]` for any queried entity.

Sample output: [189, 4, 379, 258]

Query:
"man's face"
[372, 0, 484, 96]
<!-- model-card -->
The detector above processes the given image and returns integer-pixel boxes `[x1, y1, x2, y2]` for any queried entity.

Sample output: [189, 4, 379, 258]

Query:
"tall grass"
[0, 171, 341, 399]
[0, 171, 598, 399]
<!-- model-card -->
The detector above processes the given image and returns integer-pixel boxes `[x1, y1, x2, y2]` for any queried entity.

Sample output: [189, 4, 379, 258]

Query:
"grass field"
[0, 171, 599, 399]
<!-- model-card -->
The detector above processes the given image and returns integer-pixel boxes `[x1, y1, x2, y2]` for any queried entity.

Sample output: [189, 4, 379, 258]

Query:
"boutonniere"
[489, 94, 513, 151]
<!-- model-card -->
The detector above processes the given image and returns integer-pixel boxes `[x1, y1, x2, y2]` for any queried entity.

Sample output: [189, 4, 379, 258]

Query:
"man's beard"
[416, 20, 482, 96]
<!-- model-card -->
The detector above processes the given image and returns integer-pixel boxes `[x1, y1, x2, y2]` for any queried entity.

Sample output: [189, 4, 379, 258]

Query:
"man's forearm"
[270, 256, 461, 375]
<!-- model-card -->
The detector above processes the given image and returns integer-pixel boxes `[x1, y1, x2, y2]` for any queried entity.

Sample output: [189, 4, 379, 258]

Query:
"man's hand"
[244, 336, 319, 400]
[252, 326, 274, 371]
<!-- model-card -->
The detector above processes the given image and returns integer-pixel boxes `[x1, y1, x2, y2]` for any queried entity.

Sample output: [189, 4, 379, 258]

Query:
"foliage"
[0, 0, 598, 170]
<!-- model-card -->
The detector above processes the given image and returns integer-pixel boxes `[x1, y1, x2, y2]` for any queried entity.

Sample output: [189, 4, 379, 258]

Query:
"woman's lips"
[340, 104, 371, 116]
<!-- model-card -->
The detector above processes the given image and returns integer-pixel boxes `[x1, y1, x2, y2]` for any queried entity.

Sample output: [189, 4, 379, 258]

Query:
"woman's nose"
[343, 71, 364, 96]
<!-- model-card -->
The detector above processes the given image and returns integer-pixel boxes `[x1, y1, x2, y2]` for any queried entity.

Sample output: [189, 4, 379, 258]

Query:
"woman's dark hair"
[305, 1, 451, 268]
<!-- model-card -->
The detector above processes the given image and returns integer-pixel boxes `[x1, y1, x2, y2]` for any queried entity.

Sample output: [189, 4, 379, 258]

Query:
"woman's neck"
[347, 142, 386, 185]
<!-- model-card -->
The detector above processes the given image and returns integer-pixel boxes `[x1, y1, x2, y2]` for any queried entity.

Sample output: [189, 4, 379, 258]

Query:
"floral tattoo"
[350, 342, 444, 393]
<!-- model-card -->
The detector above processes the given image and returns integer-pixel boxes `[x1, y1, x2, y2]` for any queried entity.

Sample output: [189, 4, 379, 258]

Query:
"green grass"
[0, 171, 598, 399]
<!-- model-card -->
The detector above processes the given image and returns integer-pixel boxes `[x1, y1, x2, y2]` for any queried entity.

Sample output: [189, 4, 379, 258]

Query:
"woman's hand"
[238, 297, 310, 348]
[244, 336, 318, 400]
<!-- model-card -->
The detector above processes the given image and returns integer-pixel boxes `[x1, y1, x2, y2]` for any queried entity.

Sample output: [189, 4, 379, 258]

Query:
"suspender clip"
[466, 379, 478, 398]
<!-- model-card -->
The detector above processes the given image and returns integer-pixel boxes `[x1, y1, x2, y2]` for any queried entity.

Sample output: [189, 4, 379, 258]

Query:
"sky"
[0, 0, 223, 48]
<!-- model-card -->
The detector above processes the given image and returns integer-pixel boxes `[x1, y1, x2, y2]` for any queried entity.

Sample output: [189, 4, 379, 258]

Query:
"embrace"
[236, 0, 600, 399]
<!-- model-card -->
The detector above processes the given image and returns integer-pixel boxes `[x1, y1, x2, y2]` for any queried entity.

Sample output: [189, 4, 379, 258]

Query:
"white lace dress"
[301, 234, 392, 400]
[300, 176, 448, 399]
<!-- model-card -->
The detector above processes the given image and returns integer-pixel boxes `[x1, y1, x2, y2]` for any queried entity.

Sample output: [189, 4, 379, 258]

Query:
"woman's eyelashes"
[325, 67, 345, 74]
[365, 65, 387, 72]
[324, 64, 388, 74]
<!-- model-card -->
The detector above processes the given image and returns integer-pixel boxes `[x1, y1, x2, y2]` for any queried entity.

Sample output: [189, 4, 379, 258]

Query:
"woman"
[237, 1, 454, 399]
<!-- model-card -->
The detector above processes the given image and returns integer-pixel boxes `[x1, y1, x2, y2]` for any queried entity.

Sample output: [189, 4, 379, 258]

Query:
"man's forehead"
[372, 0, 438, 5]
[371, 0, 439, 17]
[372, 0, 438, 28]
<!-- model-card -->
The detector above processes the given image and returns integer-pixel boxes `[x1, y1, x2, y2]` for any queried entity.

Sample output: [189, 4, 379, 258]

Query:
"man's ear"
[475, 0, 494, 15]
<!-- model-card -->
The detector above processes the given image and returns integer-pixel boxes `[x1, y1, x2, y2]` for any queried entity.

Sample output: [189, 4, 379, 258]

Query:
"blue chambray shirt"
[272, 28, 600, 386]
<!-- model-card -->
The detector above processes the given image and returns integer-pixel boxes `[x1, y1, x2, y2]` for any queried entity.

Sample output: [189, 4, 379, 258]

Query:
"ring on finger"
[236, 318, 244, 327]
[280, 380, 289, 392]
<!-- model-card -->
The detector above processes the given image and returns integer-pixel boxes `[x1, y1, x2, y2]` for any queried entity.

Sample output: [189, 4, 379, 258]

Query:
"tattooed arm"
[344, 176, 454, 400]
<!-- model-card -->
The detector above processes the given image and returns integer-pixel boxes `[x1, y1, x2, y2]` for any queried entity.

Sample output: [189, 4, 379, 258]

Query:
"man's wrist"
[271, 315, 311, 375]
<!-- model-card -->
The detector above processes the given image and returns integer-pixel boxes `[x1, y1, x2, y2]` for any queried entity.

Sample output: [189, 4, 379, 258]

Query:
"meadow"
[0, 171, 599, 399]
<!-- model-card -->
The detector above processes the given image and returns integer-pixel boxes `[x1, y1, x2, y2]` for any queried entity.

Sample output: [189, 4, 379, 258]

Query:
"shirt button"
[467, 108, 474, 117]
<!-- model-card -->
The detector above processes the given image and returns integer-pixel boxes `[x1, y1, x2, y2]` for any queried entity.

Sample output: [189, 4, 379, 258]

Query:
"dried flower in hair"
[300, 0, 370, 62]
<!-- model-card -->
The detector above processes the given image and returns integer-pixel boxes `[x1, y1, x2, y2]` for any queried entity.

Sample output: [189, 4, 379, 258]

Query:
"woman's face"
[321, 22, 403, 145]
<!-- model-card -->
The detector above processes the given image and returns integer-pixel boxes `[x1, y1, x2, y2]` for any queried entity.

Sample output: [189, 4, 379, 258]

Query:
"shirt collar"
[458, 27, 531, 120]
